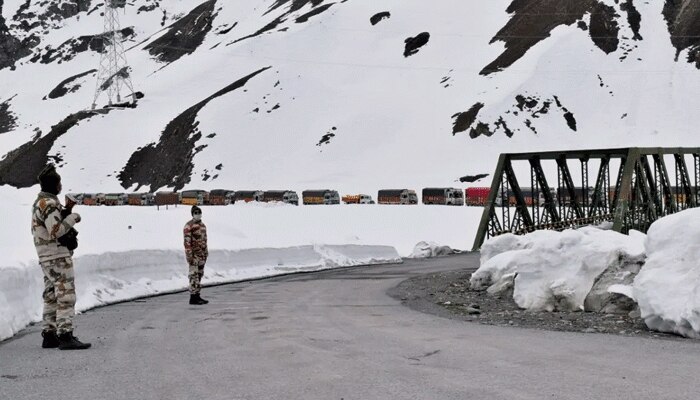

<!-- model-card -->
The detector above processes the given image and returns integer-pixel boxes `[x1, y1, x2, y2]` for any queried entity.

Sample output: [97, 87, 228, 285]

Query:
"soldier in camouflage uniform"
[32, 165, 91, 350]
[184, 205, 209, 305]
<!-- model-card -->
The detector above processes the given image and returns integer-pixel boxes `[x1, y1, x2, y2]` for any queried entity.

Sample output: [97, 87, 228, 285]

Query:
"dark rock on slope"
[663, 0, 700, 69]
[452, 103, 484, 135]
[118, 67, 271, 192]
[0, 109, 110, 188]
[296, 3, 333, 23]
[481, 0, 623, 75]
[370, 12, 391, 26]
[0, 95, 17, 134]
[0, 0, 29, 70]
[33, 28, 134, 64]
[404, 32, 430, 57]
[145, 0, 217, 63]
[459, 174, 489, 183]
[232, 0, 337, 44]
[45, 69, 97, 100]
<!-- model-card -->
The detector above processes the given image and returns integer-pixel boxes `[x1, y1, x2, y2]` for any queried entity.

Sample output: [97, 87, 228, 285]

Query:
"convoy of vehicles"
[74, 186, 605, 208]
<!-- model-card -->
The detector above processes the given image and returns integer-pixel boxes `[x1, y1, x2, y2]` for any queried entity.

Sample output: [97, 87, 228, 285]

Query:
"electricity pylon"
[91, 0, 135, 109]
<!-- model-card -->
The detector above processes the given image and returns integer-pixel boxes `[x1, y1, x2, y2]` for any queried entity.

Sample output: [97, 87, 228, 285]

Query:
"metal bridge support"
[473, 147, 700, 250]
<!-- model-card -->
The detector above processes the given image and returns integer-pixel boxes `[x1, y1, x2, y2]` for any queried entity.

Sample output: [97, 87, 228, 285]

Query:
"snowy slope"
[0, 0, 698, 194]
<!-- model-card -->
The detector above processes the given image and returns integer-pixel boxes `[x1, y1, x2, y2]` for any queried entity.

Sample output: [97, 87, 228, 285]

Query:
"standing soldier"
[184, 206, 209, 305]
[32, 165, 91, 350]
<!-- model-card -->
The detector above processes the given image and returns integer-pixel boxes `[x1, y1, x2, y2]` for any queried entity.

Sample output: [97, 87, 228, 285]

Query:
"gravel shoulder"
[387, 265, 687, 342]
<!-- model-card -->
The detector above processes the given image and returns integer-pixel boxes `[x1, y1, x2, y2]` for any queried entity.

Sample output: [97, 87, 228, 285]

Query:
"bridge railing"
[472, 147, 700, 250]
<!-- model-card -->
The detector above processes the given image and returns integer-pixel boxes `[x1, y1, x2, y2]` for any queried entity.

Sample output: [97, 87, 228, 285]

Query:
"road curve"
[1, 253, 699, 400]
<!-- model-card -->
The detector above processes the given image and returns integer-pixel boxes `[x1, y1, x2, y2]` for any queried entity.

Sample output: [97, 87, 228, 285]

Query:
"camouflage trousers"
[189, 264, 205, 294]
[40, 257, 76, 335]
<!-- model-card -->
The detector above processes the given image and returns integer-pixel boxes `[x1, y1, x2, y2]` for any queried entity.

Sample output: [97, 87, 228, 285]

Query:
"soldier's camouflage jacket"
[184, 219, 208, 266]
[32, 192, 81, 262]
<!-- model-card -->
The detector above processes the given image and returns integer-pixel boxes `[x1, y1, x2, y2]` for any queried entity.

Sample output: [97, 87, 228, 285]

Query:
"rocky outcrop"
[118, 67, 271, 192]
[145, 0, 217, 63]
[584, 252, 645, 313]
[0, 109, 110, 188]
[32, 28, 134, 64]
[0, 95, 17, 134]
[481, 0, 624, 75]
[44, 69, 97, 100]
[663, 0, 700, 69]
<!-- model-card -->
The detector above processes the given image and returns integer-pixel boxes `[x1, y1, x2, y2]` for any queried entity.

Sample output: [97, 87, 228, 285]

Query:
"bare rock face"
[481, 0, 623, 75]
[663, 0, 700, 69]
[584, 252, 645, 314]
[0, 95, 17, 134]
[145, 0, 217, 63]
[118, 67, 270, 192]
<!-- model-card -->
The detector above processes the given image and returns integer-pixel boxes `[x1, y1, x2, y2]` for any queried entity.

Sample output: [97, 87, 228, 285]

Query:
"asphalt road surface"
[1, 253, 699, 400]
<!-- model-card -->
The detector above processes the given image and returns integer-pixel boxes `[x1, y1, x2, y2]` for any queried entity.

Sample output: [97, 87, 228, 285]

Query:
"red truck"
[465, 187, 490, 206]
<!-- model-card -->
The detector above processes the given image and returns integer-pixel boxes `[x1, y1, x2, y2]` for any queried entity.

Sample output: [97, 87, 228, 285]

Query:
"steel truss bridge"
[473, 148, 700, 250]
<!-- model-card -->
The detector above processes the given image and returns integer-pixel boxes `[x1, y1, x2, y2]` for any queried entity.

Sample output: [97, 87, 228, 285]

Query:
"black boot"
[58, 332, 91, 350]
[198, 294, 209, 304]
[189, 294, 207, 305]
[41, 330, 59, 349]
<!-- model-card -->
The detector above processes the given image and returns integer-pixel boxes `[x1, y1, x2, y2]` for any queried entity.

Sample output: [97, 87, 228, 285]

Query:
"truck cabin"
[65, 193, 84, 205]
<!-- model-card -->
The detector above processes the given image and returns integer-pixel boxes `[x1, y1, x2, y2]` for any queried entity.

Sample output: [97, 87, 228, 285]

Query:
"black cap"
[38, 164, 61, 194]
[191, 205, 202, 215]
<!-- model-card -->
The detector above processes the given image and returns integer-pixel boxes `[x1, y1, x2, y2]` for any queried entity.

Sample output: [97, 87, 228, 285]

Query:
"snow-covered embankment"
[0, 244, 400, 341]
[471, 208, 700, 339]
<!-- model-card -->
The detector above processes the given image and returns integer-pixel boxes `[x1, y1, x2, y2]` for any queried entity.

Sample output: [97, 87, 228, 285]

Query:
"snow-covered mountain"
[0, 0, 698, 194]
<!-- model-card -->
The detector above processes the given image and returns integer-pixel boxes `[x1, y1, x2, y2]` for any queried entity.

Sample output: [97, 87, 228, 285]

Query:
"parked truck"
[465, 187, 491, 206]
[302, 190, 340, 205]
[422, 188, 464, 206]
[82, 194, 99, 206]
[127, 193, 154, 206]
[155, 191, 179, 207]
[342, 194, 375, 204]
[377, 189, 418, 205]
[234, 190, 264, 203]
[209, 189, 235, 205]
[180, 190, 209, 206]
[262, 190, 299, 205]
[103, 193, 128, 206]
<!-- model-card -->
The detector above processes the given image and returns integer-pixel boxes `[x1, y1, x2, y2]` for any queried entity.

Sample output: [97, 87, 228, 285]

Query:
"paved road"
[2, 253, 700, 400]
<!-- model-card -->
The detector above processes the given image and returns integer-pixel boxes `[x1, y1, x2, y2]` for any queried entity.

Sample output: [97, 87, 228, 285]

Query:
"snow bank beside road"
[471, 228, 646, 312]
[634, 209, 700, 339]
[0, 245, 400, 341]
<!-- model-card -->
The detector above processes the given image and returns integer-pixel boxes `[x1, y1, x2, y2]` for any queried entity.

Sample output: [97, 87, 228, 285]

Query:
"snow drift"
[634, 208, 700, 339]
[471, 227, 646, 312]
[0, 244, 401, 341]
